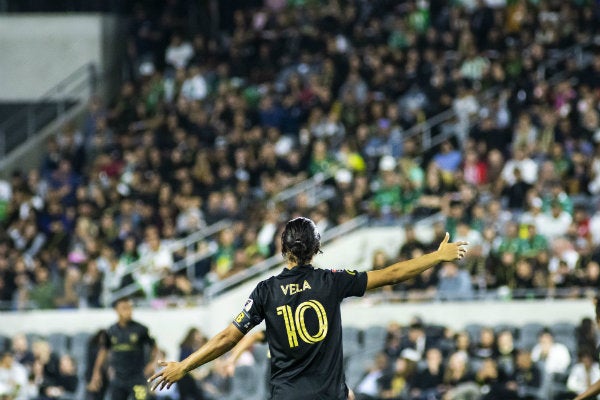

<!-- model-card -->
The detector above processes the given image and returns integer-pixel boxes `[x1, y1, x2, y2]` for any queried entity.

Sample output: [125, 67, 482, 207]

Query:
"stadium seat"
[48, 332, 69, 355]
[345, 350, 379, 390]
[550, 322, 575, 338]
[226, 365, 263, 400]
[69, 331, 90, 357]
[25, 333, 43, 347]
[363, 325, 387, 350]
[493, 323, 517, 336]
[0, 335, 9, 352]
[69, 332, 91, 379]
[464, 323, 483, 341]
[342, 327, 361, 358]
[252, 343, 269, 367]
[517, 323, 544, 350]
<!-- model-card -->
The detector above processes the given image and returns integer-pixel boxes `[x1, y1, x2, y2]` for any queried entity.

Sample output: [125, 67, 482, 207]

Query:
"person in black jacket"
[88, 297, 158, 400]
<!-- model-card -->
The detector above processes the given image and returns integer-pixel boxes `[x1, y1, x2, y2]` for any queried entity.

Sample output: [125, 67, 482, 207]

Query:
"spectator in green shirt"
[520, 224, 548, 258]
[29, 266, 57, 309]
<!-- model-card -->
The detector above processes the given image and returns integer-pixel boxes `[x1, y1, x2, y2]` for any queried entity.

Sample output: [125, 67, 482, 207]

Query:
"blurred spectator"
[442, 351, 478, 400]
[10, 334, 33, 371]
[503, 349, 542, 400]
[410, 347, 445, 400]
[473, 327, 496, 361]
[378, 351, 418, 399]
[496, 330, 517, 377]
[39, 354, 78, 399]
[531, 328, 572, 375]
[437, 262, 474, 301]
[0, 351, 28, 400]
[567, 348, 600, 397]
[29, 267, 56, 310]
[201, 358, 231, 400]
[354, 353, 389, 400]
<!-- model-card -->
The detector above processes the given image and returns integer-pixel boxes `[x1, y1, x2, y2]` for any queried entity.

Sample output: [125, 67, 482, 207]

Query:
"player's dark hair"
[281, 217, 321, 265]
[112, 296, 131, 308]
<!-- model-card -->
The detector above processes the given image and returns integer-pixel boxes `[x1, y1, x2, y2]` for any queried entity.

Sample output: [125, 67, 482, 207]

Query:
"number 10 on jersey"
[276, 300, 329, 348]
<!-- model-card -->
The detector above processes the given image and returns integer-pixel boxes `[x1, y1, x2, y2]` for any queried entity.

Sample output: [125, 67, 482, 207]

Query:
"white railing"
[0, 63, 97, 158]
[203, 215, 370, 300]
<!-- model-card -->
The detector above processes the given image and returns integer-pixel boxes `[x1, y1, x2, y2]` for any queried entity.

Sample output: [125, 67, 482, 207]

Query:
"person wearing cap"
[149, 217, 468, 399]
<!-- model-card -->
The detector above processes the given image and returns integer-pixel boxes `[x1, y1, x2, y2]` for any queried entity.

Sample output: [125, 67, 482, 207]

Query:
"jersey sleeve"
[99, 328, 111, 350]
[140, 325, 156, 347]
[232, 283, 265, 334]
[331, 269, 368, 299]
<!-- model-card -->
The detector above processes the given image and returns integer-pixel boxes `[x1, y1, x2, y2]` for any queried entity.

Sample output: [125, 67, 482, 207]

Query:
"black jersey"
[100, 320, 155, 384]
[232, 264, 368, 400]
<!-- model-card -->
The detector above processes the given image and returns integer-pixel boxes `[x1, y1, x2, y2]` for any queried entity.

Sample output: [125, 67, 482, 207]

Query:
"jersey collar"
[279, 264, 314, 277]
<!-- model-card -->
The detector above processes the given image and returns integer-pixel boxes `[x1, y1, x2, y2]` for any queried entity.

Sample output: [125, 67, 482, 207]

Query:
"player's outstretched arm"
[574, 380, 600, 400]
[229, 330, 265, 365]
[148, 323, 244, 391]
[366, 232, 467, 290]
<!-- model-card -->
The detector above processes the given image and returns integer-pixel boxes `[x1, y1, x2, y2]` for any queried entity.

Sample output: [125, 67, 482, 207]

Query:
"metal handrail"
[122, 219, 231, 278]
[272, 171, 333, 204]
[204, 214, 370, 300]
[0, 63, 97, 157]
[107, 247, 219, 305]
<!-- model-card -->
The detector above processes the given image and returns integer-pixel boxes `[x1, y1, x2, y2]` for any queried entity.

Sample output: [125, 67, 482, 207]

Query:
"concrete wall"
[0, 14, 121, 101]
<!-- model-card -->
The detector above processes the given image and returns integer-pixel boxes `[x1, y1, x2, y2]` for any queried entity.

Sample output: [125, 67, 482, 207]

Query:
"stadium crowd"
[0, 0, 600, 310]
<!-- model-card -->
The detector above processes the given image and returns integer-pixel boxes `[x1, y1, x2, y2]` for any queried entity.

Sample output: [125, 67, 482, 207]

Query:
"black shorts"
[109, 377, 151, 400]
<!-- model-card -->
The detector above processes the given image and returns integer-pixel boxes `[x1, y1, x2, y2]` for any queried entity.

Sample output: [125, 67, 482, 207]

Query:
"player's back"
[256, 265, 367, 399]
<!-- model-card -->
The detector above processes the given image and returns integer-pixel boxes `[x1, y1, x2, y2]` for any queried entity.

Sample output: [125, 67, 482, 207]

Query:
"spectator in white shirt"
[136, 226, 173, 298]
[355, 353, 389, 400]
[0, 351, 29, 400]
[535, 201, 573, 240]
[531, 328, 572, 375]
[165, 33, 194, 69]
[181, 65, 208, 101]
[568, 348, 600, 397]
[501, 147, 538, 185]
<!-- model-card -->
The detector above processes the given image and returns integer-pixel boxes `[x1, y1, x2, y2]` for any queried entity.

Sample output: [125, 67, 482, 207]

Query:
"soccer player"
[89, 297, 158, 400]
[149, 217, 468, 399]
[572, 300, 600, 400]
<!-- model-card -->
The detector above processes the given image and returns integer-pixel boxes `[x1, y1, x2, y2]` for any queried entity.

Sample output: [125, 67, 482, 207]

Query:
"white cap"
[335, 169, 353, 184]
[379, 155, 396, 172]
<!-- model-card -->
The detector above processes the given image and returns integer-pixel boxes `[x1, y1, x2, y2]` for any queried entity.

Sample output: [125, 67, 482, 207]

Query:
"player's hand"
[437, 232, 468, 261]
[87, 372, 102, 392]
[148, 360, 186, 391]
[224, 358, 236, 377]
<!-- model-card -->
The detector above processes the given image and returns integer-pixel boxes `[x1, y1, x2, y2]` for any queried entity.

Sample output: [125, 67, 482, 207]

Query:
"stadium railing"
[106, 172, 337, 306]
[204, 214, 371, 300]
[0, 62, 97, 158]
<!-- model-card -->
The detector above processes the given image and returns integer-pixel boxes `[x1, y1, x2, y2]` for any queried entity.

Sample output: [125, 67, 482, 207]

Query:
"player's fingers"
[443, 232, 450, 243]
[160, 379, 169, 391]
[457, 241, 469, 246]
[151, 378, 162, 391]
[167, 382, 174, 389]
[148, 371, 162, 382]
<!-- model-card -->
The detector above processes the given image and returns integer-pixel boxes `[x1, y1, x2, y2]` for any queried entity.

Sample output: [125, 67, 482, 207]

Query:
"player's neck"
[286, 262, 298, 270]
